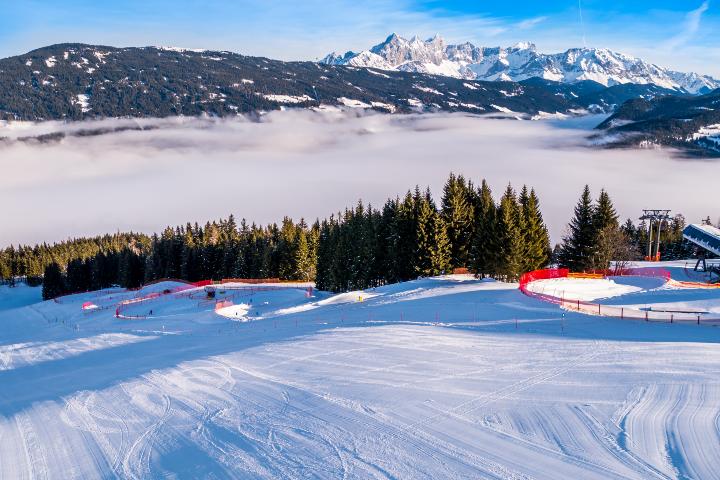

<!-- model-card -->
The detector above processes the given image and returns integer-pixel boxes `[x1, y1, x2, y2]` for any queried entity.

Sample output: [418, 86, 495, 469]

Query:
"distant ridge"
[0, 42, 679, 122]
[322, 33, 720, 95]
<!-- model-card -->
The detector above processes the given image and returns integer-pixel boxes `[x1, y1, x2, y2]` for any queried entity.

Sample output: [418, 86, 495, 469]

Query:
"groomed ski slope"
[0, 265, 719, 479]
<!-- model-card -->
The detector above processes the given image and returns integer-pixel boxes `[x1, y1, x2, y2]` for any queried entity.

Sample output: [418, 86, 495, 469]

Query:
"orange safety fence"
[668, 279, 720, 289]
[567, 272, 605, 279]
[566, 267, 672, 280]
[220, 278, 282, 284]
[681, 262, 720, 287]
[220, 278, 313, 285]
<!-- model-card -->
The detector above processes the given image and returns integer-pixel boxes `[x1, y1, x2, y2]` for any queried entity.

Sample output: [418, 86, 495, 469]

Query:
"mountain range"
[0, 42, 718, 157]
[322, 34, 720, 95]
[0, 42, 681, 125]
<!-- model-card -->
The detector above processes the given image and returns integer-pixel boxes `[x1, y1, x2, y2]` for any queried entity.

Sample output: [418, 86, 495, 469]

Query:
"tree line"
[0, 173, 705, 299]
[0, 233, 149, 288]
[316, 174, 551, 291]
[33, 217, 319, 300]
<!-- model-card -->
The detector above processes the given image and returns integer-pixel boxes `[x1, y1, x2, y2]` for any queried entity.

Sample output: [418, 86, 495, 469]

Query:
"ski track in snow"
[1, 267, 720, 479]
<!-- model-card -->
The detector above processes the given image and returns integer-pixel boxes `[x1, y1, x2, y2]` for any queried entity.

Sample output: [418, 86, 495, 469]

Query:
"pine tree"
[314, 219, 335, 291]
[415, 192, 452, 277]
[145, 233, 161, 282]
[415, 195, 438, 277]
[221, 215, 239, 279]
[118, 245, 146, 288]
[395, 191, 419, 281]
[470, 180, 497, 277]
[495, 184, 523, 281]
[663, 214, 693, 260]
[519, 187, 550, 272]
[431, 216, 452, 274]
[65, 258, 91, 293]
[593, 189, 619, 232]
[621, 219, 636, 239]
[441, 173, 475, 268]
[0, 251, 11, 282]
[294, 229, 313, 281]
[276, 217, 299, 279]
[558, 185, 596, 272]
[358, 205, 378, 288]
[589, 189, 620, 270]
[42, 262, 65, 300]
[305, 221, 320, 281]
[376, 199, 399, 284]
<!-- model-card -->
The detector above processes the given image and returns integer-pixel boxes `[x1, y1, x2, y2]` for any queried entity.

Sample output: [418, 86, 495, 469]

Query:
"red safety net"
[518, 268, 720, 324]
[221, 278, 282, 284]
[519, 269, 569, 289]
[519, 269, 569, 306]
[607, 267, 671, 279]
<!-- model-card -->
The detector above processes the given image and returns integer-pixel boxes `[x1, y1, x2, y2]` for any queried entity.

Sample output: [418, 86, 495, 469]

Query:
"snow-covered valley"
[1, 263, 719, 479]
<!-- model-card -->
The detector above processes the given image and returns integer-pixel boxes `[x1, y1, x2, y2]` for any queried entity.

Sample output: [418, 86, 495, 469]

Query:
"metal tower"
[639, 210, 671, 261]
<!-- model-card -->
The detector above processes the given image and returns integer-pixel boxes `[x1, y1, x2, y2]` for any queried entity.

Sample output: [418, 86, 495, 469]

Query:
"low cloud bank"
[1, 111, 717, 246]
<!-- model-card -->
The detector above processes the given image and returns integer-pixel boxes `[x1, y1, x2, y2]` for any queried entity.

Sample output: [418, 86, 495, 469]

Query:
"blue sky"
[1, 0, 718, 76]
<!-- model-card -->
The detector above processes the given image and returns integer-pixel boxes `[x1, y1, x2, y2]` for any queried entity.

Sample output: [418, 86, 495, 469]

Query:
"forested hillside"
[596, 89, 720, 156]
[0, 43, 680, 123]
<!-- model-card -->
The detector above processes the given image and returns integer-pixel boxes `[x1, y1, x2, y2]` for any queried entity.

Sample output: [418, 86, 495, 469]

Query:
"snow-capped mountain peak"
[369, 33, 447, 66]
[511, 41, 536, 51]
[321, 34, 720, 94]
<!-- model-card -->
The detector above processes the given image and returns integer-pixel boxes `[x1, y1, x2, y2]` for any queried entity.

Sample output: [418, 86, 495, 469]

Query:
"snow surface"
[526, 277, 645, 301]
[491, 104, 514, 114]
[337, 97, 372, 108]
[0, 284, 42, 312]
[692, 124, 720, 146]
[694, 223, 720, 238]
[531, 111, 569, 121]
[261, 94, 313, 104]
[156, 46, 207, 53]
[75, 94, 91, 113]
[1, 272, 720, 478]
[413, 84, 444, 95]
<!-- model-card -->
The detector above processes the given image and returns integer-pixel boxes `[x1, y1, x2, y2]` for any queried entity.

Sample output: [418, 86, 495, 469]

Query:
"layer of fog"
[1, 111, 717, 247]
